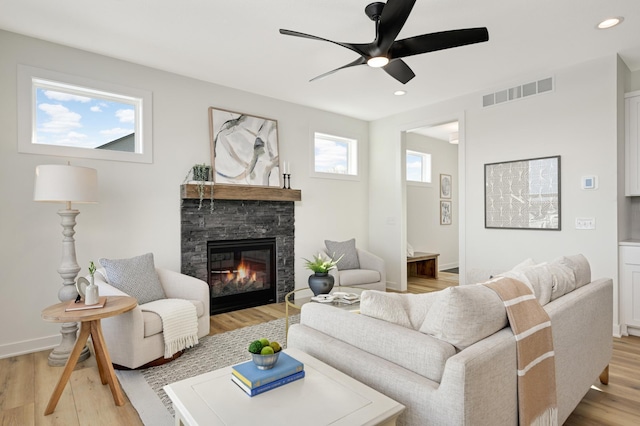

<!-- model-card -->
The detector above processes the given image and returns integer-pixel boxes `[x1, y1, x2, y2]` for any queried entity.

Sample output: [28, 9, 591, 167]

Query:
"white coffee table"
[163, 348, 404, 426]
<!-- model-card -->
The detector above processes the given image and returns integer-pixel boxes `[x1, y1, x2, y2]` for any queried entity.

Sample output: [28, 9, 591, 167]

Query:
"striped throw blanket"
[141, 299, 199, 359]
[484, 277, 558, 426]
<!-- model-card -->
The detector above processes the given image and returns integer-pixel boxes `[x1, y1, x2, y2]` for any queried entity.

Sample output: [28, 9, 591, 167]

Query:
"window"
[312, 132, 358, 178]
[18, 65, 152, 163]
[406, 150, 432, 183]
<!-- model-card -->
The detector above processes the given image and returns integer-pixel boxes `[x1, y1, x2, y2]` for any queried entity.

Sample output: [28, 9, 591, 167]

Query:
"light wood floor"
[1, 274, 638, 425]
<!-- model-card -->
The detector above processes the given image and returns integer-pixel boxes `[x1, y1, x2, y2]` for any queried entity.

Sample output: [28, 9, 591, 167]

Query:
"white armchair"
[92, 267, 210, 369]
[327, 248, 386, 291]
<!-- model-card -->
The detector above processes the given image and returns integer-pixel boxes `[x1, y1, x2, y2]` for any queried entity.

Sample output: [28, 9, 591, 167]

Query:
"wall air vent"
[482, 77, 554, 107]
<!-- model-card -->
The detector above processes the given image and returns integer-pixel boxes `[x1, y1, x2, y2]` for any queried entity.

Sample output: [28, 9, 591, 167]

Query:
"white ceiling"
[2, 0, 640, 121]
[408, 121, 458, 141]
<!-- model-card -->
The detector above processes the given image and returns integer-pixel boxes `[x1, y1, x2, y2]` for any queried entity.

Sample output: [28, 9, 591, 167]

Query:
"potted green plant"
[303, 252, 344, 296]
[183, 163, 214, 212]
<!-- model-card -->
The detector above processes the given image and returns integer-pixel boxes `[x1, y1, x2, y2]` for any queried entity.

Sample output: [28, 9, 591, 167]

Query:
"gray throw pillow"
[99, 253, 166, 304]
[325, 238, 360, 270]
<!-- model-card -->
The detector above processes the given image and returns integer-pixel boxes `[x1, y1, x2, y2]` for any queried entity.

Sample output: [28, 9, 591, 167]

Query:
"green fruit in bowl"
[270, 341, 282, 353]
[248, 340, 263, 354]
[259, 338, 270, 347]
[260, 346, 275, 355]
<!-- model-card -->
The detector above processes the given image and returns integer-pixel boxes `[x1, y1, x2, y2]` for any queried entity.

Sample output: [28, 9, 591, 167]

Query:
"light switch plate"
[575, 217, 596, 230]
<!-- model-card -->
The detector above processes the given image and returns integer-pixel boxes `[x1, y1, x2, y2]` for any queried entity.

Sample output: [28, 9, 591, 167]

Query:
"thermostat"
[581, 176, 597, 190]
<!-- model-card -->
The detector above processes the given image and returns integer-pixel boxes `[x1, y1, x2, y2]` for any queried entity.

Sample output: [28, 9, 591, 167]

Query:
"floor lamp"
[34, 164, 98, 366]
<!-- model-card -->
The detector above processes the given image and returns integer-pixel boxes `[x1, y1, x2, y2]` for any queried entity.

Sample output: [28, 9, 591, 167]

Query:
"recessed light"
[367, 56, 390, 68]
[597, 17, 624, 29]
[394, 90, 406, 96]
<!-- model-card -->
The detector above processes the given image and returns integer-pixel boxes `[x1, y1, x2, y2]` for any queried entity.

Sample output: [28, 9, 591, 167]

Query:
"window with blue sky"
[34, 81, 136, 151]
[314, 132, 358, 176]
[406, 150, 432, 183]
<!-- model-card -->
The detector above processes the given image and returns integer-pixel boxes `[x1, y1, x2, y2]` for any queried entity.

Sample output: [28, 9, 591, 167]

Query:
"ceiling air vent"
[482, 77, 554, 107]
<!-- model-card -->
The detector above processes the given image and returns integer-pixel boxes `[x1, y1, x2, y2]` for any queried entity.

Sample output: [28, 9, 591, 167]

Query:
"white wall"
[370, 56, 621, 327]
[0, 30, 370, 357]
[405, 133, 459, 269]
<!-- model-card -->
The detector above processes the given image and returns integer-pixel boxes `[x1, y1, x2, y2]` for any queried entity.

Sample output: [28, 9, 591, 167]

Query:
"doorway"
[404, 120, 460, 288]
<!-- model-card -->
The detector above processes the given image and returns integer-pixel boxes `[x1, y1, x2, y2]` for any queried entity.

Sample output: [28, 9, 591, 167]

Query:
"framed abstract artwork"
[440, 200, 452, 225]
[440, 174, 452, 199]
[484, 155, 561, 230]
[209, 107, 280, 187]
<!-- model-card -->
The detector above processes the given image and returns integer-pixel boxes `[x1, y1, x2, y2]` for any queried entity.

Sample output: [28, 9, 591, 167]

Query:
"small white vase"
[76, 275, 100, 305]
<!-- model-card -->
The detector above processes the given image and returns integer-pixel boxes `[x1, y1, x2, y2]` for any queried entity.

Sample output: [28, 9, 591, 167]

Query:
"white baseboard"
[0, 334, 60, 359]
[626, 324, 640, 338]
[439, 262, 459, 271]
[613, 323, 623, 338]
[385, 281, 401, 291]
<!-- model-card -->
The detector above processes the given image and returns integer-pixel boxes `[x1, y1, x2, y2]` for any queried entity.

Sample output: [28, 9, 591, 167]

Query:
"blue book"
[231, 370, 305, 396]
[231, 352, 304, 388]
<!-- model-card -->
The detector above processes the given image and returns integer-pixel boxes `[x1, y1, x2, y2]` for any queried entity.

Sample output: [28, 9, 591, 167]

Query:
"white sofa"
[288, 256, 612, 425]
[327, 248, 386, 291]
[93, 267, 210, 369]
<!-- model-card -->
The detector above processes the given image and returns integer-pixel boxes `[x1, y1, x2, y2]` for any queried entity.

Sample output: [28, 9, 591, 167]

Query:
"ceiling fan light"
[367, 56, 390, 68]
[597, 17, 624, 29]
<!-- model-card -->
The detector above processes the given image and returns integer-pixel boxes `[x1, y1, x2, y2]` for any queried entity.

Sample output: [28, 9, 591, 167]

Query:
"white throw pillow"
[99, 253, 166, 305]
[555, 254, 591, 289]
[497, 261, 553, 306]
[420, 284, 507, 349]
[360, 291, 412, 329]
[407, 243, 415, 257]
[360, 291, 440, 330]
[548, 259, 577, 301]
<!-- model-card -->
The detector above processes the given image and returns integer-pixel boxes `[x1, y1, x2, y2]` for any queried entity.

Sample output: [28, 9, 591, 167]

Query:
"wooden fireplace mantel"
[180, 183, 301, 202]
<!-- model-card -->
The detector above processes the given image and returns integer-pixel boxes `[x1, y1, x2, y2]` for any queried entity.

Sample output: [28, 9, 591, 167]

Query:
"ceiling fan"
[279, 0, 489, 84]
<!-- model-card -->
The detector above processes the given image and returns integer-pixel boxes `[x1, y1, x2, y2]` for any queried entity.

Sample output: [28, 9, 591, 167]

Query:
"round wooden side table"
[41, 295, 137, 415]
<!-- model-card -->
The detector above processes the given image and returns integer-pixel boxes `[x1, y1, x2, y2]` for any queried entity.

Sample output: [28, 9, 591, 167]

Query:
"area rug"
[116, 315, 300, 426]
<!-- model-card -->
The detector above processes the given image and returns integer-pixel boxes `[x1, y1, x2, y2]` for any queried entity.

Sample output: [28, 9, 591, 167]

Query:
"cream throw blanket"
[484, 277, 558, 426]
[141, 299, 199, 359]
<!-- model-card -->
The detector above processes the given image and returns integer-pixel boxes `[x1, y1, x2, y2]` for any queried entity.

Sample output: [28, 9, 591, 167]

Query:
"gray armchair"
[326, 248, 386, 291]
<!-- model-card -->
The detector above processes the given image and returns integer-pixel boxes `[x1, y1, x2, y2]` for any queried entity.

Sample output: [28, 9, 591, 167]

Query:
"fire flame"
[237, 262, 248, 280]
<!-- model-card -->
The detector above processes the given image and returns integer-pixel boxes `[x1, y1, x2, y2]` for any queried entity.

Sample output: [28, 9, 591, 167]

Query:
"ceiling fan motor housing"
[365, 2, 385, 21]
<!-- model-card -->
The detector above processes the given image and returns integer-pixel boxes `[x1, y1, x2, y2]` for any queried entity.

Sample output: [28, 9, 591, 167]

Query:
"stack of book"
[231, 352, 305, 396]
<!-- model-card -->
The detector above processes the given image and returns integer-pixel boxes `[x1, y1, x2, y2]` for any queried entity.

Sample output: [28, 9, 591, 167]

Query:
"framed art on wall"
[440, 174, 452, 199]
[484, 155, 561, 230]
[440, 200, 452, 225]
[208, 107, 280, 187]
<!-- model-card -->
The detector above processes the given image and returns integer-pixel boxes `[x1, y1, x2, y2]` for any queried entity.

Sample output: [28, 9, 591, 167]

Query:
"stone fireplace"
[180, 184, 300, 315]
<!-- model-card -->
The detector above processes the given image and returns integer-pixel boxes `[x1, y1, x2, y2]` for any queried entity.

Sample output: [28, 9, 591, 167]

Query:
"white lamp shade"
[34, 164, 98, 203]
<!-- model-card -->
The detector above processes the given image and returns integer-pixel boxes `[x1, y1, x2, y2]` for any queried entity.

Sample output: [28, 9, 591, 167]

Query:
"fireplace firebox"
[208, 238, 277, 315]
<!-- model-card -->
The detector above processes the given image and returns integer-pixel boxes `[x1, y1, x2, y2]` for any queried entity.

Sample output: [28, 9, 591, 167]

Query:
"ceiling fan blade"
[376, 0, 416, 55]
[279, 29, 369, 57]
[383, 59, 415, 84]
[389, 27, 489, 59]
[310, 57, 367, 82]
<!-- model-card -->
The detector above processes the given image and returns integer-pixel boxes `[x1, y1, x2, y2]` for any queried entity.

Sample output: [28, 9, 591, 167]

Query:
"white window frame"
[310, 132, 359, 181]
[17, 65, 153, 163]
[406, 149, 432, 185]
